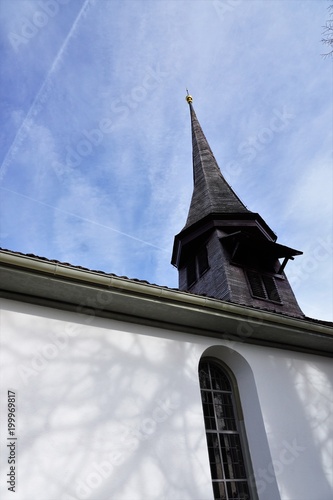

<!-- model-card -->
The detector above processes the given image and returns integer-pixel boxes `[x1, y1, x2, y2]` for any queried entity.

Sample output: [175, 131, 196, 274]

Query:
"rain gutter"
[1, 250, 332, 356]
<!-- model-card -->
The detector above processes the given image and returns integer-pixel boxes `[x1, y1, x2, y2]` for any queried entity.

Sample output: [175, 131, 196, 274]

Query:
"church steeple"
[184, 94, 248, 229]
[172, 95, 304, 318]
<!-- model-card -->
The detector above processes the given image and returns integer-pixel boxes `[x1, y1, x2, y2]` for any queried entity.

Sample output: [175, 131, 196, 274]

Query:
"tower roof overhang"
[219, 231, 302, 274]
[220, 231, 302, 259]
[172, 212, 279, 269]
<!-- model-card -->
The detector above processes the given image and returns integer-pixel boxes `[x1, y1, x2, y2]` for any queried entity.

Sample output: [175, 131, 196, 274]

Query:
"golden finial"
[185, 89, 193, 104]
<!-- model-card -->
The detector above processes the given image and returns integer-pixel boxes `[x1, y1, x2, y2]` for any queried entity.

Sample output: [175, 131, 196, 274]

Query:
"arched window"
[199, 359, 252, 500]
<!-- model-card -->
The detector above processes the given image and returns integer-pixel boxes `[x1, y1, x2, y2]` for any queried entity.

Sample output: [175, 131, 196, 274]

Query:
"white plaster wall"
[235, 343, 333, 500]
[0, 299, 213, 500]
[0, 298, 332, 500]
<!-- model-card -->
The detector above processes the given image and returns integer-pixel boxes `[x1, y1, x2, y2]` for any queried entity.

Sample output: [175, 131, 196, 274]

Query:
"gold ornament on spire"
[185, 89, 193, 103]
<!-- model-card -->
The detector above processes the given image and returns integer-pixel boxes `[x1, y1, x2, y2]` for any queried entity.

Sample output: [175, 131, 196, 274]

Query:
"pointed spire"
[184, 95, 249, 229]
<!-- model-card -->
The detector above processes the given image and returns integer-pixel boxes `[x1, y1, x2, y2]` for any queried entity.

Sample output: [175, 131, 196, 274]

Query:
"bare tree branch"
[322, 5, 333, 58]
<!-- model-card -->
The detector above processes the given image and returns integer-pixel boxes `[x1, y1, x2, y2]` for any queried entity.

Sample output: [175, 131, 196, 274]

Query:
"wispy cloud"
[0, 0, 92, 181]
[0, 0, 331, 319]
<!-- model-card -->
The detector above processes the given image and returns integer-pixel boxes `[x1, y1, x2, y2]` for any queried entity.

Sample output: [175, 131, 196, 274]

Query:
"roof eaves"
[1, 248, 332, 331]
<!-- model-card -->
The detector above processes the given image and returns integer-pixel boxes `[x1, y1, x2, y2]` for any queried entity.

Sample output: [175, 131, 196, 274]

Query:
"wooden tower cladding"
[172, 96, 304, 318]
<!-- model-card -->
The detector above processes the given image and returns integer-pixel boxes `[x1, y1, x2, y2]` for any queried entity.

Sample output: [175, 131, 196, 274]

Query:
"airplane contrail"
[0, 0, 93, 182]
[1, 187, 168, 252]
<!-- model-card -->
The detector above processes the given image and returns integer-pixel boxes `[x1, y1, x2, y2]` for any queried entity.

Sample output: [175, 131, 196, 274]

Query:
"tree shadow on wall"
[1, 301, 210, 500]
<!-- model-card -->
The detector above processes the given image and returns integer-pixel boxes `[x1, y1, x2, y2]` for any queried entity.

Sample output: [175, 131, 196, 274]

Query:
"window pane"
[210, 365, 231, 391]
[212, 481, 227, 500]
[220, 434, 247, 480]
[214, 393, 237, 431]
[207, 434, 223, 479]
[199, 363, 211, 390]
[226, 481, 250, 500]
[202, 391, 216, 430]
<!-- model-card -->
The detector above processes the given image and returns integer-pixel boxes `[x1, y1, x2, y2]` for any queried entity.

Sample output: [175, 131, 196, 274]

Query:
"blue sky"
[0, 0, 332, 320]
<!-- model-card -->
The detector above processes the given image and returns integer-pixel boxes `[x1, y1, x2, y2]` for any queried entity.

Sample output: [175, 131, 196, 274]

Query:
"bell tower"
[172, 94, 304, 318]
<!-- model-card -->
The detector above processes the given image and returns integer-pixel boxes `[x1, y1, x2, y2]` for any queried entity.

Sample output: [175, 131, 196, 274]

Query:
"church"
[0, 95, 332, 500]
